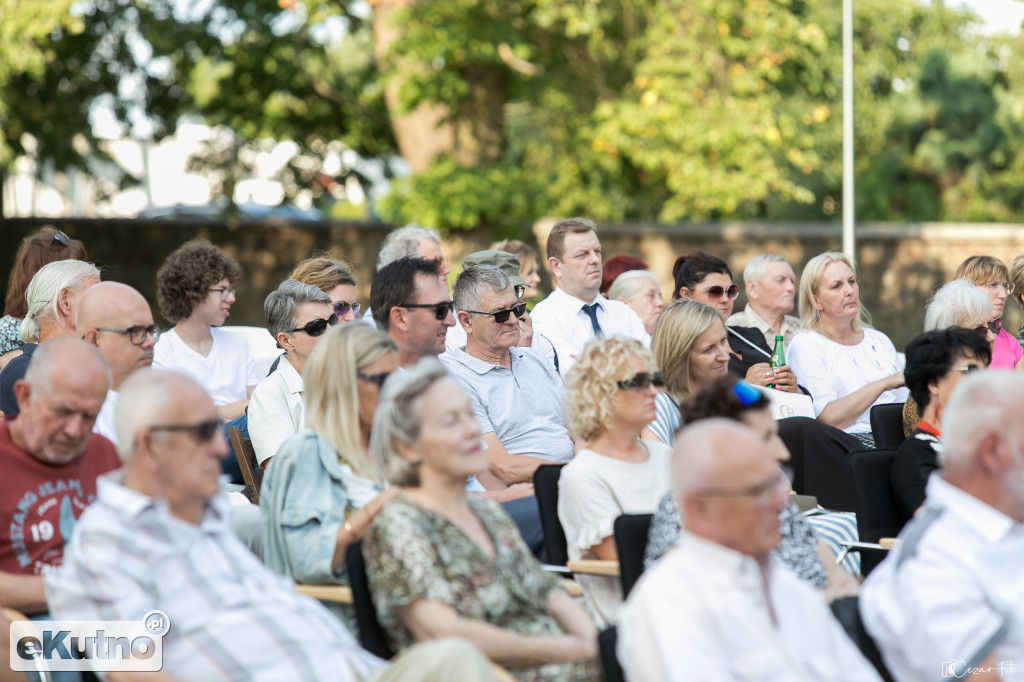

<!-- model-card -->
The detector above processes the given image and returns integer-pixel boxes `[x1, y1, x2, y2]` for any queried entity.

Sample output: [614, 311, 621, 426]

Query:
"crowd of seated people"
[3, 219, 1024, 681]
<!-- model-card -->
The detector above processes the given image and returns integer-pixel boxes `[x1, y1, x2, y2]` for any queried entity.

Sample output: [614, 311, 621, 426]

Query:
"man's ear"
[457, 311, 472, 333]
[56, 287, 74, 320]
[548, 256, 562, 280]
[389, 306, 408, 332]
[746, 279, 758, 300]
[12, 380, 31, 412]
[82, 328, 99, 346]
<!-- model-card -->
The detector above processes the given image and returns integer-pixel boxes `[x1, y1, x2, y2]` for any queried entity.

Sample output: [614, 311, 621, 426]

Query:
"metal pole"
[842, 0, 855, 260]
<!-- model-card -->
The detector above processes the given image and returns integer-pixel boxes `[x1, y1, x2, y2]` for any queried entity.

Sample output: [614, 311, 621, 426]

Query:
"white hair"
[742, 254, 789, 286]
[608, 269, 659, 302]
[941, 370, 1024, 473]
[20, 260, 100, 342]
[377, 224, 441, 271]
[924, 278, 992, 331]
[452, 265, 510, 314]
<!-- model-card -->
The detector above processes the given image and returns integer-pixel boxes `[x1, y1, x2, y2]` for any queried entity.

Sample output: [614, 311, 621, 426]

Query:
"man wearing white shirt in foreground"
[529, 218, 648, 372]
[861, 370, 1024, 681]
[618, 419, 881, 682]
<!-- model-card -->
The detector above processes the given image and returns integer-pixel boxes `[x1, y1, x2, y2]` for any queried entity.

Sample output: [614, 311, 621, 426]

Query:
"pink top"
[990, 328, 1022, 369]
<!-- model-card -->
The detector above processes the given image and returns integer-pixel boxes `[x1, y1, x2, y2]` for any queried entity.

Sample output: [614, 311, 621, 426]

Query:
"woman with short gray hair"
[365, 359, 599, 681]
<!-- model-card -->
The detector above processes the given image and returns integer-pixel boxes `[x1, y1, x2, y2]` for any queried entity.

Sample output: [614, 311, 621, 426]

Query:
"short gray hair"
[377, 224, 441, 271]
[742, 254, 789, 286]
[608, 269, 658, 302]
[24, 336, 111, 399]
[924, 278, 991, 331]
[453, 265, 510, 314]
[264, 279, 332, 339]
[942, 370, 1024, 474]
[21, 260, 100, 342]
[370, 358, 450, 487]
[114, 368, 177, 460]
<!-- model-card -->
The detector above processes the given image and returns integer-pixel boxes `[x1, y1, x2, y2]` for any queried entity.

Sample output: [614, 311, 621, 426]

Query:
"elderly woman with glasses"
[673, 250, 800, 393]
[261, 323, 399, 631]
[290, 254, 362, 321]
[786, 252, 907, 447]
[558, 336, 673, 626]
[364, 360, 600, 681]
[953, 255, 1022, 370]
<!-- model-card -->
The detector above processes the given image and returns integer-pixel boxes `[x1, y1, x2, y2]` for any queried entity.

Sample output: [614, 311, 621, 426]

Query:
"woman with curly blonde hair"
[558, 336, 672, 626]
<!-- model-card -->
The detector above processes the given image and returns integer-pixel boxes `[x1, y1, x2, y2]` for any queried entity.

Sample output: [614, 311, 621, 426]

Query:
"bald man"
[618, 419, 880, 682]
[77, 282, 158, 445]
[0, 338, 118, 614]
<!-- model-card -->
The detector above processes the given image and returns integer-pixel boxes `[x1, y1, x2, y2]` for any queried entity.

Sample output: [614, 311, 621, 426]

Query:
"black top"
[0, 342, 38, 417]
[726, 325, 772, 378]
[891, 426, 941, 524]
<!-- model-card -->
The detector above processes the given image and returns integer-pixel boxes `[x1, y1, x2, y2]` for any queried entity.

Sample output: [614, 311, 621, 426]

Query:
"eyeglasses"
[208, 287, 236, 298]
[732, 380, 762, 406]
[466, 301, 527, 324]
[984, 281, 1014, 295]
[291, 313, 339, 337]
[695, 470, 787, 506]
[51, 231, 70, 247]
[699, 284, 740, 301]
[95, 324, 161, 346]
[357, 371, 392, 387]
[333, 301, 361, 317]
[400, 301, 454, 320]
[950, 365, 981, 374]
[150, 418, 224, 442]
[617, 371, 665, 390]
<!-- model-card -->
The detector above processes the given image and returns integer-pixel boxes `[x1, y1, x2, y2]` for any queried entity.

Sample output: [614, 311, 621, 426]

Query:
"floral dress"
[0, 315, 23, 355]
[365, 493, 599, 682]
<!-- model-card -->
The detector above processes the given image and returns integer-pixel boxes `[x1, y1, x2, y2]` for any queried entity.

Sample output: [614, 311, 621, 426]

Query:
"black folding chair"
[613, 514, 653, 599]
[345, 542, 396, 660]
[533, 464, 568, 566]
[846, 448, 904, 576]
[598, 626, 624, 682]
[870, 403, 906, 449]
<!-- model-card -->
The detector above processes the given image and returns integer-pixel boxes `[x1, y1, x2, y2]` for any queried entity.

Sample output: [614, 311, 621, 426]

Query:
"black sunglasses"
[150, 418, 224, 442]
[333, 301, 361, 317]
[401, 301, 454, 320]
[700, 284, 740, 301]
[617, 371, 665, 390]
[95, 324, 161, 346]
[357, 371, 393, 388]
[291, 313, 339, 337]
[466, 301, 527, 324]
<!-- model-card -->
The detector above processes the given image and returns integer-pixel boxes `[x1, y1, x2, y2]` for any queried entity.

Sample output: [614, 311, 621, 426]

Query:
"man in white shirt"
[727, 254, 801, 349]
[77, 282, 158, 446]
[247, 279, 336, 466]
[530, 218, 648, 372]
[861, 370, 1024, 681]
[618, 419, 881, 682]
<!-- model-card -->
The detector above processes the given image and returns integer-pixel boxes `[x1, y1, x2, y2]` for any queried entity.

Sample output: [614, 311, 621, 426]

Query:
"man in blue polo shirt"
[443, 264, 575, 491]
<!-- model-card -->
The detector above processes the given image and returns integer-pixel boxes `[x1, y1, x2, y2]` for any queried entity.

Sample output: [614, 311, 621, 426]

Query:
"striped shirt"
[45, 471, 386, 681]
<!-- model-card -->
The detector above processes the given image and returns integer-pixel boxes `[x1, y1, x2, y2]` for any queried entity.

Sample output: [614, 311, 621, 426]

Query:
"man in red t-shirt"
[0, 337, 119, 614]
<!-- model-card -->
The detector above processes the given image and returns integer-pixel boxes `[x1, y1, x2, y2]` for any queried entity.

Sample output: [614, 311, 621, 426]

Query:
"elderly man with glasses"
[247, 279, 338, 467]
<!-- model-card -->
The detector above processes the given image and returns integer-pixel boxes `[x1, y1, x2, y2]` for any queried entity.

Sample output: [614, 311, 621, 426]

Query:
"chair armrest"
[559, 579, 584, 597]
[566, 559, 620, 577]
[879, 537, 898, 548]
[295, 584, 353, 603]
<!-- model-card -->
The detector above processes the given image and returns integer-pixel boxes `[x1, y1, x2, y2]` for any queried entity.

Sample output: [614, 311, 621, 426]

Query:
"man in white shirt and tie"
[530, 218, 649, 372]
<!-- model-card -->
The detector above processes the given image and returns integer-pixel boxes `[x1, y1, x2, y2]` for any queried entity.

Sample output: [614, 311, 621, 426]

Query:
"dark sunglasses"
[467, 301, 527, 324]
[291, 313, 339, 337]
[617, 371, 665, 390]
[95, 324, 161, 346]
[333, 301, 361, 317]
[150, 418, 224, 442]
[701, 284, 740, 301]
[401, 301, 454, 320]
[357, 371, 392, 388]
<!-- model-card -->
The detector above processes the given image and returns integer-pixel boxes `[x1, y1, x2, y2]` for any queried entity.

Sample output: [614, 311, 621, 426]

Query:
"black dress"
[891, 425, 941, 525]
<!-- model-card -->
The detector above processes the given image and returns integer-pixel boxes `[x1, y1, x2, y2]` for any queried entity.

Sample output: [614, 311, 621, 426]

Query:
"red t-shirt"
[0, 421, 120, 576]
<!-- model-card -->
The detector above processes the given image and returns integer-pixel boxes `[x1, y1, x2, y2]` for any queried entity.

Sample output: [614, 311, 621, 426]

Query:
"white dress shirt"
[618, 534, 881, 682]
[727, 304, 802, 350]
[247, 356, 306, 465]
[861, 475, 1024, 681]
[529, 287, 649, 372]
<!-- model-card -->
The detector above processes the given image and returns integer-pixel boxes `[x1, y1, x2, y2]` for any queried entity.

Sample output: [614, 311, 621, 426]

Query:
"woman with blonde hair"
[490, 239, 542, 301]
[953, 255, 1021, 369]
[261, 323, 399, 629]
[290, 254, 361, 321]
[787, 252, 907, 446]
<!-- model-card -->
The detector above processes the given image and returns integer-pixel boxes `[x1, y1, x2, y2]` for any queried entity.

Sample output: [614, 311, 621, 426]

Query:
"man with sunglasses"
[618, 419, 881, 682]
[77, 282, 160, 446]
[0, 338, 119, 617]
[370, 257, 456, 368]
[530, 218, 649, 373]
[248, 279, 336, 466]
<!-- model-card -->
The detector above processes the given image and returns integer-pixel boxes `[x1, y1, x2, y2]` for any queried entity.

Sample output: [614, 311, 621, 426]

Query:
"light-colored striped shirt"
[45, 470, 386, 681]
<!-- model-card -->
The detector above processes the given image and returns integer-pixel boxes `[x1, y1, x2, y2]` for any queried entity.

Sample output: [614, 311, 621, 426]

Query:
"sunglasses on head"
[357, 371, 392, 388]
[150, 418, 224, 442]
[732, 380, 763, 405]
[467, 301, 527, 324]
[617, 371, 665, 390]
[401, 300, 454, 320]
[291, 313, 339, 337]
[51, 231, 70, 247]
[701, 284, 740, 301]
[333, 301, 361, 317]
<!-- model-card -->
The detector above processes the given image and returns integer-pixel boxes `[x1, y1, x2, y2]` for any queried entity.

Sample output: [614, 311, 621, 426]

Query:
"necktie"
[582, 303, 603, 336]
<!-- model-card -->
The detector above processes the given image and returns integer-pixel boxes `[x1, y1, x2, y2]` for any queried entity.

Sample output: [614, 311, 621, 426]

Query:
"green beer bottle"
[768, 335, 785, 389]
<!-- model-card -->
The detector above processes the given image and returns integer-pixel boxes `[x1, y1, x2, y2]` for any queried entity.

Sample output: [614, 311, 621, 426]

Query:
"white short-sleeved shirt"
[530, 288, 649, 373]
[153, 327, 258, 406]
[247, 357, 305, 464]
[92, 390, 119, 446]
[861, 475, 1024, 680]
[786, 327, 908, 434]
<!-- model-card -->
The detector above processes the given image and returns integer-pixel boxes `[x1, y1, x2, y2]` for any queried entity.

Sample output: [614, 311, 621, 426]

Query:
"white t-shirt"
[92, 390, 119, 446]
[786, 327, 908, 434]
[153, 327, 258, 406]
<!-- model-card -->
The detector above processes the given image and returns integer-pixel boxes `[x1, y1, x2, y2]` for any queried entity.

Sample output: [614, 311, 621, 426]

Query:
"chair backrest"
[829, 597, 896, 682]
[533, 464, 568, 566]
[847, 448, 904, 576]
[613, 514, 653, 599]
[228, 426, 262, 504]
[345, 542, 396, 660]
[870, 403, 906, 449]
[598, 626, 624, 682]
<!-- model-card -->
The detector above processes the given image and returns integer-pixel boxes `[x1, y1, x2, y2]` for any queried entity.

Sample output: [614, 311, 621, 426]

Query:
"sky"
[954, 0, 1024, 33]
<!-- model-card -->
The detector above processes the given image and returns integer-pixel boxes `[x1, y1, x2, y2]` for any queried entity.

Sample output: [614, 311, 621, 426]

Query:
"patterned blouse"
[0, 315, 23, 355]
[365, 493, 599, 682]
